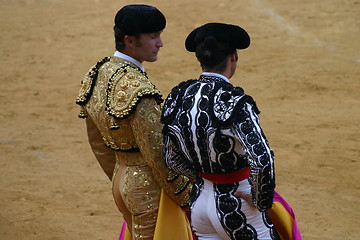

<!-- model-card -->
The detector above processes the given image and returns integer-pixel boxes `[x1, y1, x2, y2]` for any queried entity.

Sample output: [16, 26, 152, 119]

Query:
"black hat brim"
[185, 23, 250, 52]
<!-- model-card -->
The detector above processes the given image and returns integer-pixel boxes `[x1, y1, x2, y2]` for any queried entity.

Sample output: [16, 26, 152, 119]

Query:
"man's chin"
[146, 56, 158, 62]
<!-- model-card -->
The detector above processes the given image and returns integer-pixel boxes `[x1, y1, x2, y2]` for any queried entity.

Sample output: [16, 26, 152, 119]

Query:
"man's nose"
[157, 37, 164, 47]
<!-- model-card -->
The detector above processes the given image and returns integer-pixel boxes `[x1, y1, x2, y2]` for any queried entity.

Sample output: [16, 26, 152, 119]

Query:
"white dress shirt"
[114, 51, 145, 72]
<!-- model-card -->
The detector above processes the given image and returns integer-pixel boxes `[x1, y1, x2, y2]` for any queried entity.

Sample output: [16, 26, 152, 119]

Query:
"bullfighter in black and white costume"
[161, 23, 280, 240]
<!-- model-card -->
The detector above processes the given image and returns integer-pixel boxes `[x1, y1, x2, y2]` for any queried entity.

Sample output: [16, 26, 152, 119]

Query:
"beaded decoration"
[76, 57, 111, 118]
[105, 64, 163, 120]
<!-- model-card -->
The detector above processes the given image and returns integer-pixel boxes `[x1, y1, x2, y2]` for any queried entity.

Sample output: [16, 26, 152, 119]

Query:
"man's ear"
[124, 35, 135, 48]
[230, 52, 238, 63]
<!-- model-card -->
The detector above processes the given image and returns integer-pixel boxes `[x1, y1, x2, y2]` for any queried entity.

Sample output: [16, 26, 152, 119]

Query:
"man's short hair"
[195, 40, 236, 71]
[114, 26, 140, 51]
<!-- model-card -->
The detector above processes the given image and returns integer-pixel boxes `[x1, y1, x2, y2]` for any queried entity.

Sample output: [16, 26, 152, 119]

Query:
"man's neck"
[202, 68, 232, 80]
[114, 51, 145, 72]
[203, 56, 234, 79]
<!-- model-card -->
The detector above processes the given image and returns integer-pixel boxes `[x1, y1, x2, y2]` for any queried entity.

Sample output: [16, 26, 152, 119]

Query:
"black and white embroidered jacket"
[161, 74, 275, 211]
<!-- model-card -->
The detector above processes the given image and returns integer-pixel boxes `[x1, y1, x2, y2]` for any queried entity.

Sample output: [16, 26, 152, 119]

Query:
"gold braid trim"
[76, 57, 111, 106]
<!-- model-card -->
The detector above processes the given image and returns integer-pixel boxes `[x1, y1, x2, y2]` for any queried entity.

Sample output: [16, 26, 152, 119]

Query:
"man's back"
[162, 75, 254, 175]
[77, 56, 162, 152]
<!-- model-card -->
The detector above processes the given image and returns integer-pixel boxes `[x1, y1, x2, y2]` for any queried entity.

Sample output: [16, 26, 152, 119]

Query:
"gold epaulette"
[105, 63, 163, 120]
[76, 57, 111, 106]
[75, 57, 162, 120]
[75, 57, 111, 118]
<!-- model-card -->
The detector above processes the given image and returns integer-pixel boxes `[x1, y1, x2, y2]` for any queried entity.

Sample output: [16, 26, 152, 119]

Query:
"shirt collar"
[113, 51, 145, 72]
[201, 72, 230, 83]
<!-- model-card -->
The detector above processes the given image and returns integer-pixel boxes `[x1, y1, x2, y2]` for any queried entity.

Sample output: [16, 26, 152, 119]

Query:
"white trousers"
[191, 178, 272, 240]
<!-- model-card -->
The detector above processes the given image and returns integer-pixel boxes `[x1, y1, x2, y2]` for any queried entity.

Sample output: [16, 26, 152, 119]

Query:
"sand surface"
[1, 0, 359, 239]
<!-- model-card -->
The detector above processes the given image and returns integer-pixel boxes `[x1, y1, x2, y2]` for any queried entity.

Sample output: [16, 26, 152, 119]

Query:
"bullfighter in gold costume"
[75, 5, 191, 239]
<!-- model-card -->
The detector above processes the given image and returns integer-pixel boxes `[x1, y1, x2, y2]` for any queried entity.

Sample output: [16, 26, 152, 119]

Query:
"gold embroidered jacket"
[76, 56, 191, 207]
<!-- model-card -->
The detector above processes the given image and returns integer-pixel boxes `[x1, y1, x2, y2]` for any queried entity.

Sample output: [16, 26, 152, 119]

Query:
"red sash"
[198, 167, 250, 184]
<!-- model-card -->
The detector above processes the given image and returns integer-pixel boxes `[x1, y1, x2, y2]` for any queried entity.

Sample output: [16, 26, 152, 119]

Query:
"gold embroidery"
[109, 118, 120, 130]
[106, 63, 162, 119]
[132, 80, 141, 88]
[77, 57, 163, 151]
[78, 57, 182, 238]
[123, 165, 160, 215]
[129, 98, 192, 207]
[78, 106, 88, 118]
[116, 91, 127, 101]
[77, 57, 192, 235]
[76, 57, 110, 106]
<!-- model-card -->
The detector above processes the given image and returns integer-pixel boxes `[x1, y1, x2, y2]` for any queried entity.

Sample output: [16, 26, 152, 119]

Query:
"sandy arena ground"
[1, 0, 359, 239]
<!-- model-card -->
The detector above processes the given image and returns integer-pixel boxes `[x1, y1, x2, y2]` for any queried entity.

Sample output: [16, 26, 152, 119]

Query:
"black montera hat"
[185, 23, 250, 52]
[114, 4, 166, 35]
